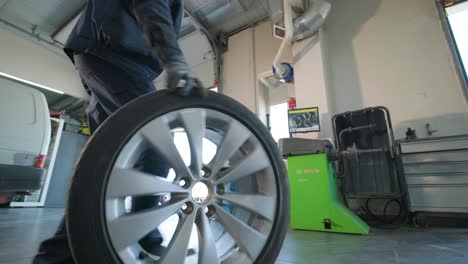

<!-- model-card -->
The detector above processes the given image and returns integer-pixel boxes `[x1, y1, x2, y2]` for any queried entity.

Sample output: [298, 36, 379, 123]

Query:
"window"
[269, 103, 290, 142]
[440, 0, 468, 92]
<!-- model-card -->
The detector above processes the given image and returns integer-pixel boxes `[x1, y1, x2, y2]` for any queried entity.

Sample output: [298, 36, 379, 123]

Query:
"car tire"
[66, 90, 290, 264]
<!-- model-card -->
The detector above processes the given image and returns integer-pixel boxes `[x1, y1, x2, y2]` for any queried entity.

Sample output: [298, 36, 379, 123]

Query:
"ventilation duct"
[268, 0, 331, 82]
[268, 0, 331, 41]
[293, 0, 331, 41]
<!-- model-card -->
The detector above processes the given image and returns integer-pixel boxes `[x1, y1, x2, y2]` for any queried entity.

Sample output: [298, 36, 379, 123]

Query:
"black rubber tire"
[66, 90, 290, 264]
[0, 201, 11, 208]
[412, 213, 428, 228]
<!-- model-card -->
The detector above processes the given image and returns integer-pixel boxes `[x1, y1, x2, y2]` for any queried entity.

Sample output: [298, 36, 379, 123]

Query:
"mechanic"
[33, 0, 203, 263]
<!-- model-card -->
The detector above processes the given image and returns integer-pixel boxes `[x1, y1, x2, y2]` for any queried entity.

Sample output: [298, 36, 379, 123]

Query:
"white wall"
[223, 21, 291, 116]
[321, 0, 468, 139]
[292, 33, 334, 139]
[0, 27, 87, 99]
[1, 27, 215, 100]
[223, 28, 257, 112]
[224, 0, 468, 139]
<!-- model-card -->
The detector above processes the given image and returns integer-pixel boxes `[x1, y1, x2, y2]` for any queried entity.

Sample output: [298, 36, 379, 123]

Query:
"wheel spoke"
[217, 193, 275, 222]
[196, 211, 220, 264]
[159, 210, 197, 263]
[106, 108, 281, 263]
[179, 109, 206, 177]
[213, 204, 267, 260]
[215, 147, 270, 185]
[140, 118, 193, 180]
[107, 168, 188, 198]
[210, 121, 250, 177]
[108, 199, 188, 252]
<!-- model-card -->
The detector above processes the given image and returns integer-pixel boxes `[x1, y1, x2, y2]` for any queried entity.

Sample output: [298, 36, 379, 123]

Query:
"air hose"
[361, 197, 408, 229]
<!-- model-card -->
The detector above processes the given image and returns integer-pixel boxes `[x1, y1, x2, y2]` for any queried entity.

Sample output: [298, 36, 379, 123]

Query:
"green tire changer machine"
[280, 138, 369, 235]
[279, 107, 407, 235]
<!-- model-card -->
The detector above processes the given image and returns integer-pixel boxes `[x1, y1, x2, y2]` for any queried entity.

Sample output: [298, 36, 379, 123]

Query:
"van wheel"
[0, 202, 11, 208]
[67, 90, 290, 264]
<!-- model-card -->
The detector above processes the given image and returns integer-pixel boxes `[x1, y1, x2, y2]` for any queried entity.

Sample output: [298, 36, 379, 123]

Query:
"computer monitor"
[288, 107, 320, 133]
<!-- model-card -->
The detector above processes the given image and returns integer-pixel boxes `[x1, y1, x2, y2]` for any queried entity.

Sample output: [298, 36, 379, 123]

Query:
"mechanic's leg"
[133, 149, 170, 252]
[34, 54, 162, 263]
[33, 218, 74, 264]
[34, 94, 117, 264]
[86, 94, 109, 134]
[78, 54, 168, 253]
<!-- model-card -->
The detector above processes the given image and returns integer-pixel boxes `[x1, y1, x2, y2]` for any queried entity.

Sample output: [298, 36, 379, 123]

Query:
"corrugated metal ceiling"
[187, 0, 269, 34]
[0, 0, 85, 36]
[0, 0, 269, 41]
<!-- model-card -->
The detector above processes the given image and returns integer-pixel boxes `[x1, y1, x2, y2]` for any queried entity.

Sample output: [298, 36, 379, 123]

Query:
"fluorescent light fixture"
[0, 71, 64, 94]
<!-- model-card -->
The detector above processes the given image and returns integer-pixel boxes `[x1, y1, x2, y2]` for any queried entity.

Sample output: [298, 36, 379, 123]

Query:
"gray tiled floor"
[1, 208, 467, 263]
[277, 228, 468, 264]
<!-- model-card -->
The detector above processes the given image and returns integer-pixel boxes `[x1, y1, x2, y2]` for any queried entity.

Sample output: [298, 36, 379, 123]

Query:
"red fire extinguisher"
[288, 97, 297, 110]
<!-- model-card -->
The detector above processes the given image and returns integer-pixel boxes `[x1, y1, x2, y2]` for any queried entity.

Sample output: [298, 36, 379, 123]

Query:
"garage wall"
[223, 28, 256, 112]
[292, 34, 334, 139]
[223, 21, 290, 115]
[0, 27, 87, 99]
[1, 27, 216, 100]
[224, 0, 468, 139]
[322, 0, 468, 139]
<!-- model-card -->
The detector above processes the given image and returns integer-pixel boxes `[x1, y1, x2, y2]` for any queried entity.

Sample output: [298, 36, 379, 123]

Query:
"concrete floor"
[1, 208, 467, 264]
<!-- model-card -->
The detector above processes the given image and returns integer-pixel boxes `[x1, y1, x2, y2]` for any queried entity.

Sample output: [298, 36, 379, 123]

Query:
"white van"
[0, 79, 51, 205]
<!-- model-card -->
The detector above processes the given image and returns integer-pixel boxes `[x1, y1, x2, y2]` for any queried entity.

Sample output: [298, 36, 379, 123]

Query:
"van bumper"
[0, 164, 45, 193]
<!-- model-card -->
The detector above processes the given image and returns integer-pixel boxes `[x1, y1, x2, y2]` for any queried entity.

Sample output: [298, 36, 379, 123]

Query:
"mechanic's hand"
[166, 60, 206, 97]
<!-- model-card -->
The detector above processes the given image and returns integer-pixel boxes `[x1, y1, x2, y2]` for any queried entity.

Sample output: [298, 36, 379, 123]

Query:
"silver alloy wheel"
[104, 108, 278, 264]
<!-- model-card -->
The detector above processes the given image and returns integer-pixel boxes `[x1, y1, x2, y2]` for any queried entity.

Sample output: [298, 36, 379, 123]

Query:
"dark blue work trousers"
[33, 53, 167, 263]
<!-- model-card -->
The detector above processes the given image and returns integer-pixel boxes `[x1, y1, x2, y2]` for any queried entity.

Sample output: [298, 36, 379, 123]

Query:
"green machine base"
[287, 153, 369, 235]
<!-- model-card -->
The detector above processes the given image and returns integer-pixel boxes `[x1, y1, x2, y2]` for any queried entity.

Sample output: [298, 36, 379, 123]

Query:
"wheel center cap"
[191, 182, 210, 204]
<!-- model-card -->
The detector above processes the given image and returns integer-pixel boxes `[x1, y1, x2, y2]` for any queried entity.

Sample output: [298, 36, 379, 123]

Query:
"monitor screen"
[288, 107, 320, 133]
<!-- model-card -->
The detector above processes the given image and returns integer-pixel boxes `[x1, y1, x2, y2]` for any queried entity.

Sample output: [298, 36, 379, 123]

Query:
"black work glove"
[126, 0, 205, 96]
[166, 60, 207, 97]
